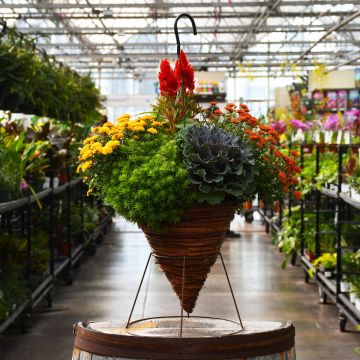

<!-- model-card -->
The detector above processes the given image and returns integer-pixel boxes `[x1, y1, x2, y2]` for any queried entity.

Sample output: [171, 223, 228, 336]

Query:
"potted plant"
[77, 51, 301, 313]
[343, 250, 360, 304]
[310, 253, 337, 278]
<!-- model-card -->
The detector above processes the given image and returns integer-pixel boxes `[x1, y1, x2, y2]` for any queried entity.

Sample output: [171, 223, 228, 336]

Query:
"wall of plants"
[0, 25, 110, 331]
[0, 25, 101, 125]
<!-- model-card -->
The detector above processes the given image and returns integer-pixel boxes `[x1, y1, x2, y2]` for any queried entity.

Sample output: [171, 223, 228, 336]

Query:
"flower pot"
[139, 201, 237, 314]
[350, 292, 358, 303]
[340, 281, 350, 293]
[0, 189, 11, 203]
[57, 241, 75, 257]
[355, 298, 360, 311]
[304, 249, 316, 262]
[302, 144, 314, 154]
[328, 144, 338, 153]
[317, 143, 326, 153]
[58, 173, 70, 185]
[319, 265, 334, 278]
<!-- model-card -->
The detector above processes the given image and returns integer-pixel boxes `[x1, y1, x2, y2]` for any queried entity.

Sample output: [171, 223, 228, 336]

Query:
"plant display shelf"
[195, 93, 226, 103]
[0, 178, 113, 334]
[298, 143, 360, 331]
[258, 207, 280, 235]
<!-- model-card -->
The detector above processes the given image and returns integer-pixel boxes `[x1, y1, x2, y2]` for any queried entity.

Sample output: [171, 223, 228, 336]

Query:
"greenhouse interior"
[1, 1, 360, 359]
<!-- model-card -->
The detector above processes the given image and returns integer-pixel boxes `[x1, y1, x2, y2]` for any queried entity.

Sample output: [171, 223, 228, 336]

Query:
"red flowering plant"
[154, 50, 201, 134]
[202, 102, 302, 206]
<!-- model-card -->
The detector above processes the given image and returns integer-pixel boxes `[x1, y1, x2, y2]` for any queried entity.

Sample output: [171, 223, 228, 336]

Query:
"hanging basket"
[139, 201, 237, 314]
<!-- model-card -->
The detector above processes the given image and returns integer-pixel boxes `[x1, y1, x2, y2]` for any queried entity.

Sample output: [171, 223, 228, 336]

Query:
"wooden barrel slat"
[72, 319, 296, 360]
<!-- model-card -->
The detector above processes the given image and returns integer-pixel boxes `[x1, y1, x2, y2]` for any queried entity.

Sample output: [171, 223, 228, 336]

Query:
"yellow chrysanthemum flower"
[152, 121, 165, 126]
[80, 144, 91, 152]
[132, 126, 145, 132]
[91, 142, 103, 149]
[81, 160, 93, 172]
[105, 140, 120, 149]
[147, 127, 158, 134]
[97, 127, 110, 134]
[76, 164, 82, 173]
[112, 133, 124, 140]
[103, 122, 114, 128]
[102, 146, 113, 155]
[83, 135, 99, 144]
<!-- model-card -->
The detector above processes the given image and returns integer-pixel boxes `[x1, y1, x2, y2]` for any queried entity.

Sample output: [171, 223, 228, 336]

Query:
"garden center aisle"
[0, 216, 358, 360]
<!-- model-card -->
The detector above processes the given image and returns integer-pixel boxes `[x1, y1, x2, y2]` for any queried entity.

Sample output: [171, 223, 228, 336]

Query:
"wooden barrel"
[72, 318, 296, 360]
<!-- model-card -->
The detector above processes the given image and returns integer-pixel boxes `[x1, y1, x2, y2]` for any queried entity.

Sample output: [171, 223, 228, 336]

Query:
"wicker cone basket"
[139, 202, 237, 314]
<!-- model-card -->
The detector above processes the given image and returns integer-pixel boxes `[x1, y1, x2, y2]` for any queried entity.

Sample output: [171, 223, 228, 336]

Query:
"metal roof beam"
[292, 9, 360, 64]
[3, 11, 359, 19]
[35, 40, 360, 48]
[15, 24, 360, 35]
[53, 50, 354, 59]
[0, 1, 354, 9]
[67, 61, 360, 70]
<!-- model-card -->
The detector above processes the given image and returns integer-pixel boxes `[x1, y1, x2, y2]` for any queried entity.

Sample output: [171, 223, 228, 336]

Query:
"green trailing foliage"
[177, 125, 255, 205]
[0, 27, 101, 124]
[94, 134, 193, 232]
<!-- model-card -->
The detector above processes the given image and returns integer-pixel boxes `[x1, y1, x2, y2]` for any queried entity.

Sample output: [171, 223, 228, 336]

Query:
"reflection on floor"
[0, 216, 359, 360]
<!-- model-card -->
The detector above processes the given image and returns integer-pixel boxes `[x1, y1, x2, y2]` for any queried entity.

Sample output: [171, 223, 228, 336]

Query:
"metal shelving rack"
[0, 164, 113, 334]
[298, 143, 360, 332]
[258, 143, 360, 332]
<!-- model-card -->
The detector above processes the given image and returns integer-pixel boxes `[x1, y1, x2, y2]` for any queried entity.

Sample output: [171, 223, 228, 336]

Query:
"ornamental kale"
[177, 125, 256, 205]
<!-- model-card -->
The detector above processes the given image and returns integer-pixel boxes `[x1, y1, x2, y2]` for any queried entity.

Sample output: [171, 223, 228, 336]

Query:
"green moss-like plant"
[95, 134, 192, 231]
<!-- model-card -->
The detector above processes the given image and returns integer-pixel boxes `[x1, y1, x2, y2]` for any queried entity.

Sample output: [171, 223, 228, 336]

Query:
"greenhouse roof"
[1, 0, 360, 75]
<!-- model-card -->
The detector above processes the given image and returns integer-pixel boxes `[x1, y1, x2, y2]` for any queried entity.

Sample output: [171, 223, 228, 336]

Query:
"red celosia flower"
[294, 190, 302, 200]
[158, 58, 179, 96]
[175, 50, 195, 91]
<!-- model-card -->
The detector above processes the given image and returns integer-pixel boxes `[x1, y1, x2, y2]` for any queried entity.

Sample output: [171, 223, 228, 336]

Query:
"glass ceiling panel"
[0, 0, 359, 74]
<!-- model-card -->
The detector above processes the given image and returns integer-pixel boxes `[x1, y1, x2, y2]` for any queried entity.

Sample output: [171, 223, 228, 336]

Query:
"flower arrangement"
[77, 51, 301, 232]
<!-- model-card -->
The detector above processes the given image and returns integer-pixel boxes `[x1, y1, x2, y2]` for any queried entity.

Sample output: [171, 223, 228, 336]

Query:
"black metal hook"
[174, 13, 197, 58]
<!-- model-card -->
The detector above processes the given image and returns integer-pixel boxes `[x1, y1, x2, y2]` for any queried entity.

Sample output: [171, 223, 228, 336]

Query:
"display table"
[72, 318, 296, 359]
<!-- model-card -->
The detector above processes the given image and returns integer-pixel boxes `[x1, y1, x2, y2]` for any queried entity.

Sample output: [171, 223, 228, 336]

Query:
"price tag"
[344, 131, 350, 144]
[336, 130, 342, 144]
[315, 131, 320, 142]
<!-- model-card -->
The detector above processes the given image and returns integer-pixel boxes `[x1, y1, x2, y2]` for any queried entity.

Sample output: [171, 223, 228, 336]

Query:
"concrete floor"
[0, 216, 359, 359]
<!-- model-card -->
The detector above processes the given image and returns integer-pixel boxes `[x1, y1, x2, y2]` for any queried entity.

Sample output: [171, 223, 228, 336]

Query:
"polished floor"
[0, 216, 359, 360]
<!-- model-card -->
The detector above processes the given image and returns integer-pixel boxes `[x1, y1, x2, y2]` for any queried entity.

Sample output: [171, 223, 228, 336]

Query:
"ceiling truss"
[1, 0, 360, 74]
